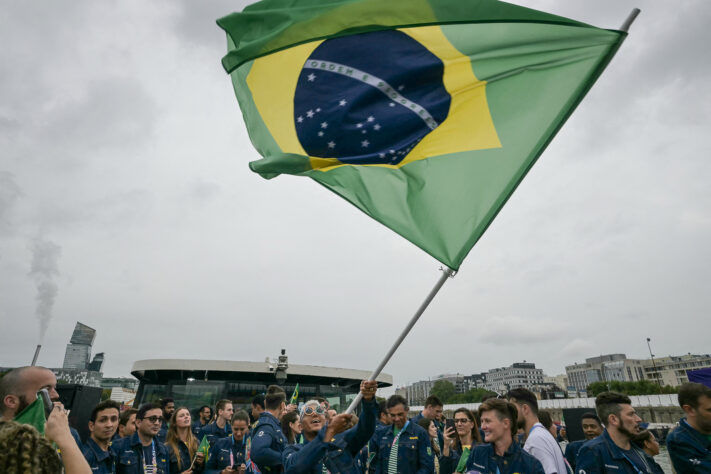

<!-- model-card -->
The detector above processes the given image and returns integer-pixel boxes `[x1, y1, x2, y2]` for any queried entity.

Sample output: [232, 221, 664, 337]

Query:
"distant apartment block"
[484, 362, 544, 393]
[644, 353, 711, 387]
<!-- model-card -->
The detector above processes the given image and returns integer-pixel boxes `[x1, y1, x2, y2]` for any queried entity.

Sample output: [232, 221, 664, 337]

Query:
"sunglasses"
[301, 405, 326, 416]
[142, 416, 164, 424]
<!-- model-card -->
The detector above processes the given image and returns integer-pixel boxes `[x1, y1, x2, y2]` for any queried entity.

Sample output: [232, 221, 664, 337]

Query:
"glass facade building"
[131, 359, 392, 413]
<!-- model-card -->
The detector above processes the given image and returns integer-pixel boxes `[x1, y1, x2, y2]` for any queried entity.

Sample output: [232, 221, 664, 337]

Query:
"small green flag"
[14, 397, 46, 435]
[197, 435, 210, 461]
[289, 383, 299, 405]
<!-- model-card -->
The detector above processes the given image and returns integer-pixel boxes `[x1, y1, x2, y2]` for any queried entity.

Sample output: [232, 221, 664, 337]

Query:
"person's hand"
[324, 413, 353, 440]
[220, 467, 236, 474]
[194, 452, 205, 465]
[237, 464, 246, 474]
[286, 403, 297, 413]
[181, 470, 193, 474]
[360, 380, 378, 400]
[443, 426, 457, 446]
[45, 404, 73, 446]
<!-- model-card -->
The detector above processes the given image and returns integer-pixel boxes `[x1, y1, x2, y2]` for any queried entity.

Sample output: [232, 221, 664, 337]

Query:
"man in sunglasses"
[111, 402, 171, 474]
[283, 380, 379, 473]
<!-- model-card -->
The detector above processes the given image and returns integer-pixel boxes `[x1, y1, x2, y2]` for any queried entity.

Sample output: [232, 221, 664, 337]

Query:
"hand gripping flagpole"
[345, 266, 455, 414]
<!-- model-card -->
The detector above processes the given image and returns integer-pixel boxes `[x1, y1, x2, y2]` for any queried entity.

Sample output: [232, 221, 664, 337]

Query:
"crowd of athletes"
[1, 365, 710, 473]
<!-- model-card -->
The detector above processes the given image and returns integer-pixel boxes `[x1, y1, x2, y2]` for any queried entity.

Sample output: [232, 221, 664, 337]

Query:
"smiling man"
[465, 398, 544, 474]
[576, 392, 663, 474]
[563, 412, 602, 471]
[368, 394, 433, 474]
[83, 400, 121, 473]
[111, 402, 171, 474]
[283, 380, 378, 473]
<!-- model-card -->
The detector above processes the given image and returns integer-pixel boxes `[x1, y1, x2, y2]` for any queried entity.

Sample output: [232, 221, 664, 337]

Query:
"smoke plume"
[28, 236, 62, 341]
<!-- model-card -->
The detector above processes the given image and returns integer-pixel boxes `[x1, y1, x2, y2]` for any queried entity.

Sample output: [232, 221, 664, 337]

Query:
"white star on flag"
[361, 140, 370, 148]
[318, 131, 324, 136]
[297, 116, 303, 123]
[307, 73, 316, 82]
[321, 122, 328, 129]
[306, 110, 314, 118]
[389, 102, 395, 107]
[373, 124, 381, 130]
[356, 123, 362, 128]
[338, 99, 347, 106]
[328, 141, 336, 148]
[367, 116, 375, 122]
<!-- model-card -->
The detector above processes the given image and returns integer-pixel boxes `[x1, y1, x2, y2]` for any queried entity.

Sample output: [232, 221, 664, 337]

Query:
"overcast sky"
[1, 0, 709, 390]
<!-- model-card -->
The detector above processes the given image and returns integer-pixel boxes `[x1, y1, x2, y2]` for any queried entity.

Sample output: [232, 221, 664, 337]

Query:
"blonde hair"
[165, 407, 198, 470]
[0, 421, 63, 473]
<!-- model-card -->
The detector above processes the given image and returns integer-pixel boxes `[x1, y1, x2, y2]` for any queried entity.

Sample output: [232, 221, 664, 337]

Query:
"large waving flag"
[217, 0, 627, 270]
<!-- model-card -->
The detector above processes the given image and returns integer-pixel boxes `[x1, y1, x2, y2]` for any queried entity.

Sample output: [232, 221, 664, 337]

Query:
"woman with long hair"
[440, 408, 482, 474]
[166, 406, 205, 473]
[416, 417, 442, 473]
[281, 410, 303, 444]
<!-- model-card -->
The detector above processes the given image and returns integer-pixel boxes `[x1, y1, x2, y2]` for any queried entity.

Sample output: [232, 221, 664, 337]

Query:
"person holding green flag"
[439, 408, 482, 474]
[205, 410, 252, 473]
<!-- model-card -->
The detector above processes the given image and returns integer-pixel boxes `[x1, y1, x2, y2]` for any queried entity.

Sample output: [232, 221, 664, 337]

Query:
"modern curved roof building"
[131, 358, 392, 412]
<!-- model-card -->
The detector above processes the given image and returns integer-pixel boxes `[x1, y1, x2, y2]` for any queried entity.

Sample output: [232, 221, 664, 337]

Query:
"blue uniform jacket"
[199, 421, 232, 447]
[576, 429, 664, 474]
[82, 437, 116, 474]
[251, 411, 287, 472]
[205, 436, 249, 474]
[368, 421, 434, 474]
[563, 439, 585, 471]
[439, 444, 463, 474]
[666, 418, 711, 473]
[111, 433, 171, 474]
[157, 422, 168, 444]
[283, 398, 376, 474]
[465, 441, 544, 474]
[411, 412, 445, 451]
[193, 420, 209, 437]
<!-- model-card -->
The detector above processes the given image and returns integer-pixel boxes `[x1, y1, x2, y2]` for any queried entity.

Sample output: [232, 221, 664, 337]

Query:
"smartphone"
[445, 418, 455, 432]
[38, 388, 54, 417]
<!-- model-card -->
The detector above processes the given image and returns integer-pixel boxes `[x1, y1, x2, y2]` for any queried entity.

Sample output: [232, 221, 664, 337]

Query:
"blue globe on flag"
[294, 30, 451, 165]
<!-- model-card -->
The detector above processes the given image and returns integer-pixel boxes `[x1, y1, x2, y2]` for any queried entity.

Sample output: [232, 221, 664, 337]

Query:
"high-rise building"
[88, 352, 104, 372]
[62, 322, 96, 370]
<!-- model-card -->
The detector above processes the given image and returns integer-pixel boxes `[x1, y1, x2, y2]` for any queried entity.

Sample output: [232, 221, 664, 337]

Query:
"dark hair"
[265, 385, 287, 410]
[424, 395, 443, 408]
[251, 394, 265, 409]
[678, 382, 711, 409]
[581, 412, 602, 426]
[416, 416, 432, 432]
[136, 403, 161, 420]
[480, 393, 497, 403]
[215, 399, 232, 414]
[538, 410, 553, 430]
[378, 400, 389, 418]
[89, 400, 121, 423]
[119, 408, 138, 426]
[478, 398, 518, 438]
[453, 407, 482, 445]
[507, 388, 539, 415]
[631, 429, 653, 449]
[198, 404, 211, 413]
[386, 394, 408, 411]
[232, 410, 250, 425]
[595, 391, 631, 425]
[281, 411, 299, 443]
[160, 398, 174, 408]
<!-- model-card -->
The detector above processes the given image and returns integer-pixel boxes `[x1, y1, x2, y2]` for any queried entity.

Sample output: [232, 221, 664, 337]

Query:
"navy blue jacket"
[157, 422, 168, 444]
[111, 433, 171, 474]
[576, 429, 664, 474]
[199, 421, 232, 447]
[251, 411, 287, 472]
[368, 421, 434, 474]
[465, 440, 544, 474]
[193, 420, 209, 437]
[666, 418, 711, 473]
[411, 412, 445, 451]
[168, 438, 204, 473]
[283, 398, 376, 474]
[563, 439, 585, 471]
[82, 437, 116, 474]
[205, 436, 249, 474]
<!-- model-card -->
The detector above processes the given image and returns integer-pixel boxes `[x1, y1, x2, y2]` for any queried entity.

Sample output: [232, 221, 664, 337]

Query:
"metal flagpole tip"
[619, 8, 641, 32]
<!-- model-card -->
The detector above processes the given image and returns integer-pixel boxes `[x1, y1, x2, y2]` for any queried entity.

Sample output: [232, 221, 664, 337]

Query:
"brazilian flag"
[217, 0, 627, 270]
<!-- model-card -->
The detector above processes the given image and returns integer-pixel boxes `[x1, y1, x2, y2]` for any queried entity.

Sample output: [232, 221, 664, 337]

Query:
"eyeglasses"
[301, 405, 325, 416]
[454, 419, 471, 424]
[142, 416, 164, 424]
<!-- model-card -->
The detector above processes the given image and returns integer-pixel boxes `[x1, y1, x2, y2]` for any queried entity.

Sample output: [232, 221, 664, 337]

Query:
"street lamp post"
[647, 337, 663, 388]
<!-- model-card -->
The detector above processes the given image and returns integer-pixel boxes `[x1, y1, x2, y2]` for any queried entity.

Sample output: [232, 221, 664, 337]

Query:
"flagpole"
[619, 8, 641, 32]
[344, 266, 454, 414]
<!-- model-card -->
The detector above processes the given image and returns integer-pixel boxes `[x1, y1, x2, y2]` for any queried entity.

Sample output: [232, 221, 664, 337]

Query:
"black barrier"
[562, 407, 597, 442]
[57, 384, 103, 443]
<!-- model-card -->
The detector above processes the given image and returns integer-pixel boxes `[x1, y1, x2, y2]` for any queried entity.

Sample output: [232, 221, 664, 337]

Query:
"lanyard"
[143, 439, 156, 473]
[392, 421, 409, 448]
[619, 450, 646, 474]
